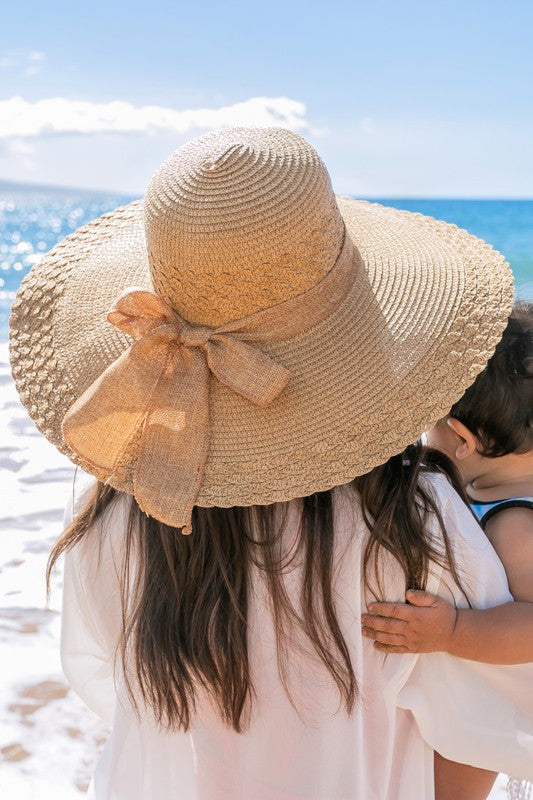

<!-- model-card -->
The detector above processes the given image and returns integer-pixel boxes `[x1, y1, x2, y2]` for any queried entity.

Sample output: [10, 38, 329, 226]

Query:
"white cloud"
[358, 117, 375, 135]
[0, 50, 46, 75]
[6, 138, 34, 155]
[1, 102, 530, 197]
[0, 55, 16, 68]
[0, 96, 311, 139]
[20, 156, 36, 171]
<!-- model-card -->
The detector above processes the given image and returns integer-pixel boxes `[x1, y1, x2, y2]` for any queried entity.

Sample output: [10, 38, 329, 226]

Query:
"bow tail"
[208, 335, 291, 405]
[133, 348, 211, 534]
[62, 336, 169, 475]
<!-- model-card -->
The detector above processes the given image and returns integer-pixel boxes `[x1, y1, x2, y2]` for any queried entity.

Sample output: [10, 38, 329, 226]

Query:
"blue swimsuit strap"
[470, 497, 533, 528]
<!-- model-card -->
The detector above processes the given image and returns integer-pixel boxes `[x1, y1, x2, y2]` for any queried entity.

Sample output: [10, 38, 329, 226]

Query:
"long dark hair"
[47, 443, 468, 732]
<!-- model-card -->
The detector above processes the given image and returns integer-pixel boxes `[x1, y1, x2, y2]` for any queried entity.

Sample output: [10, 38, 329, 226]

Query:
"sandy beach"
[0, 341, 109, 798]
[0, 339, 510, 798]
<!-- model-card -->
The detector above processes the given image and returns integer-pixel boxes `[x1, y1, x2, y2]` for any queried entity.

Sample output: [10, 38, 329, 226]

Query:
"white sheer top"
[60, 473, 533, 800]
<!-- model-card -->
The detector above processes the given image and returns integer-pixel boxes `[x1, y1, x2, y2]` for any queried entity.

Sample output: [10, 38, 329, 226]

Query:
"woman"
[9, 127, 532, 799]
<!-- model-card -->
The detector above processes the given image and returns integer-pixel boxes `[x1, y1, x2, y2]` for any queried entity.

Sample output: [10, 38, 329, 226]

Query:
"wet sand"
[0, 342, 108, 798]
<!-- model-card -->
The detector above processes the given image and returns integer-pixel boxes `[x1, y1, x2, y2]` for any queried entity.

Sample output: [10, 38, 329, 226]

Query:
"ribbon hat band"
[61, 232, 359, 532]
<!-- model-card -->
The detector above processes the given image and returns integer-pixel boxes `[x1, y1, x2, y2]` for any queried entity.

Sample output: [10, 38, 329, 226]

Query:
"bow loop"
[107, 287, 177, 340]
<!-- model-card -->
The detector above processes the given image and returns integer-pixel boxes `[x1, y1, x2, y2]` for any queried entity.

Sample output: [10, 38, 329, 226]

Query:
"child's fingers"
[361, 613, 406, 634]
[373, 641, 410, 654]
[366, 601, 412, 620]
[405, 589, 441, 607]
[362, 626, 406, 647]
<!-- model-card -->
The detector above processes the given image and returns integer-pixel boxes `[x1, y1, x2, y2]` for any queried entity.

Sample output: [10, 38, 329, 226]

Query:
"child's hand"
[361, 589, 458, 654]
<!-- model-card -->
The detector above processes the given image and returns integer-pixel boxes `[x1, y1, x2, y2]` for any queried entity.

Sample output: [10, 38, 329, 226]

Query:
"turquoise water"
[1, 185, 532, 337]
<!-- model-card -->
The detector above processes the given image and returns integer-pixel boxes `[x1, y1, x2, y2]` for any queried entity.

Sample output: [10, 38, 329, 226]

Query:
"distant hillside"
[0, 178, 136, 199]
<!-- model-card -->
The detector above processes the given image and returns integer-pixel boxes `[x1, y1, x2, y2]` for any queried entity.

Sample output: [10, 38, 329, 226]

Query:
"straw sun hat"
[9, 127, 513, 532]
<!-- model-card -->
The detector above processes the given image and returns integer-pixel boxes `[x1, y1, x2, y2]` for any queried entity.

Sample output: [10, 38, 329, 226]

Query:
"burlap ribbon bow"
[62, 232, 358, 532]
[62, 288, 291, 532]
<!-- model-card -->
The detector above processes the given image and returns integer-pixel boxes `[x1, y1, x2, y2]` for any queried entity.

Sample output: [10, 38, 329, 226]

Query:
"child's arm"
[484, 506, 533, 601]
[362, 507, 533, 663]
[362, 593, 533, 663]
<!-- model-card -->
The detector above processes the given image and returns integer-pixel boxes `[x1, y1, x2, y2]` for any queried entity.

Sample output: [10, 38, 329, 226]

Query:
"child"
[362, 301, 533, 800]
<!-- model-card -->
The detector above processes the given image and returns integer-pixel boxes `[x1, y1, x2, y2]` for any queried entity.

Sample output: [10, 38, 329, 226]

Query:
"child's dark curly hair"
[449, 301, 533, 457]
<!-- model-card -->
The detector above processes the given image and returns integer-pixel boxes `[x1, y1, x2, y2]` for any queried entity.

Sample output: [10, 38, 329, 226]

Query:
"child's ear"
[446, 418, 478, 460]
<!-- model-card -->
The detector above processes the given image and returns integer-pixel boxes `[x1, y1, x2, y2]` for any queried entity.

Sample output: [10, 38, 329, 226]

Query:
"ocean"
[1, 185, 532, 338]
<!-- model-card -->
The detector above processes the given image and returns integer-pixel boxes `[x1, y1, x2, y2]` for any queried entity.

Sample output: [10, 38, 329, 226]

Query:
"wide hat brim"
[9, 195, 514, 509]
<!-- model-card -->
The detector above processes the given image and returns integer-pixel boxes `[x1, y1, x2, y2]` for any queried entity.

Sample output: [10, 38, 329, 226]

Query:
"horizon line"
[0, 176, 532, 202]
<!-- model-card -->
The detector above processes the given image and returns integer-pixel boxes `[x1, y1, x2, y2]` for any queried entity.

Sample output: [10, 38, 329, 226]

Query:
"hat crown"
[144, 128, 345, 325]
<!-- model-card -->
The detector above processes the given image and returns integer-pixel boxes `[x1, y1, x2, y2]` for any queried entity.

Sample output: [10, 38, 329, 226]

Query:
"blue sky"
[1, 0, 532, 196]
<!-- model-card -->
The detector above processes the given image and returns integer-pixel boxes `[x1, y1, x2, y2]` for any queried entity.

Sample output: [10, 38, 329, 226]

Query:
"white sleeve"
[60, 475, 130, 724]
[397, 474, 533, 780]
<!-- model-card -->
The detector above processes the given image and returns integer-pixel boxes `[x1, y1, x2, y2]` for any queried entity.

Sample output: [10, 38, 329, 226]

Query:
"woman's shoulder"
[332, 472, 472, 532]
[419, 470, 513, 605]
[419, 471, 472, 520]
[418, 471, 488, 546]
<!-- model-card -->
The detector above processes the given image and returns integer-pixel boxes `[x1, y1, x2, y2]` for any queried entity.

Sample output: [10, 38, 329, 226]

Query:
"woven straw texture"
[9, 128, 514, 512]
